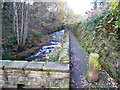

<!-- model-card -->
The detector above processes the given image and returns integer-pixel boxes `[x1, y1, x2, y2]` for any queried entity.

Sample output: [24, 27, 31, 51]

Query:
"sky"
[20, 0, 94, 15]
[64, 0, 93, 15]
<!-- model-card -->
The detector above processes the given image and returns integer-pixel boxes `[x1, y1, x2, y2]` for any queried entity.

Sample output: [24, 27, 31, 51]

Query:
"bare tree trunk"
[13, 2, 16, 35]
[23, 3, 29, 45]
[13, 1, 29, 49]
[1, 0, 4, 9]
[0, 0, 4, 60]
[20, 2, 24, 45]
[14, 2, 20, 45]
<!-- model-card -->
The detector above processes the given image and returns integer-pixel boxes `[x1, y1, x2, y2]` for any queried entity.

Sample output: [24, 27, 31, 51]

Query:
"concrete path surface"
[69, 31, 88, 88]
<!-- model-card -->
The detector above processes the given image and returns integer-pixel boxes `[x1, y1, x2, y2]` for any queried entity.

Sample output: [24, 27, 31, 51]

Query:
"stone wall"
[58, 31, 70, 64]
[0, 60, 69, 88]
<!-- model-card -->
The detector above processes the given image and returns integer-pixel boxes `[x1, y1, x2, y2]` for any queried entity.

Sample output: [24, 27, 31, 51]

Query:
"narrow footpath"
[70, 31, 88, 88]
[69, 31, 118, 88]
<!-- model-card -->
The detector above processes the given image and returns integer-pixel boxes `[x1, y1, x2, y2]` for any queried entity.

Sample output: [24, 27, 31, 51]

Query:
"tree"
[0, 1, 4, 60]
[13, 0, 30, 50]
[29, 0, 65, 34]
[93, 0, 98, 9]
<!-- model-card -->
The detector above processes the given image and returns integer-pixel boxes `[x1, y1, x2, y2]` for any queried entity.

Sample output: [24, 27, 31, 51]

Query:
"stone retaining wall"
[0, 60, 69, 88]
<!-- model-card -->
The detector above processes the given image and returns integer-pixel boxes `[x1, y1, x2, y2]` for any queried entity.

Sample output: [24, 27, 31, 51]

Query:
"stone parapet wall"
[58, 31, 70, 64]
[0, 60, 69, 88]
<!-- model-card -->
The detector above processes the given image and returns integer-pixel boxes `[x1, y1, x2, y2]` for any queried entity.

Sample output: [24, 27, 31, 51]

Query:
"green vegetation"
[1, 0, 119, 86]
[26, 30, 45, 49]
[49, 54, 59, 62]
[2, 1, 66, 60]
[2, 27, 45, 60]
[34, 54, 59, 62]
[71, 1, 120, 83]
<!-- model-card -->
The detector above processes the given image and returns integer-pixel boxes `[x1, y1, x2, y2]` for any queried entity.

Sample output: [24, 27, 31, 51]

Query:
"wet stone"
[4, 61, 28, 69]
[43, 62, 69, 72]
[0, 60, 12, 69]
[25, 62, 45, 70]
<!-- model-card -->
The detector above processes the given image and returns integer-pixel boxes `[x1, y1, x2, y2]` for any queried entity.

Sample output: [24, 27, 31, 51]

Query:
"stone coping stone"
[1, 60, 70, 72]
[25, 61, 45, 70]
[0, 60, 12, 69]
[4, 61, 28, 70]
[43, 62, 69, 72]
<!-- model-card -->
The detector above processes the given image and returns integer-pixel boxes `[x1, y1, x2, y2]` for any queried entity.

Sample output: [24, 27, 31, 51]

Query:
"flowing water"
[25, 30, 65, 61]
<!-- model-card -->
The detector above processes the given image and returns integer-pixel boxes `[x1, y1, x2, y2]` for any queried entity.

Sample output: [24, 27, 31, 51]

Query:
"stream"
[25, 30, 65, 61]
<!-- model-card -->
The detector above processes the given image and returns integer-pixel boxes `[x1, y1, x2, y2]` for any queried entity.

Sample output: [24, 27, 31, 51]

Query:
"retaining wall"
[0, 60, 69, 88]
